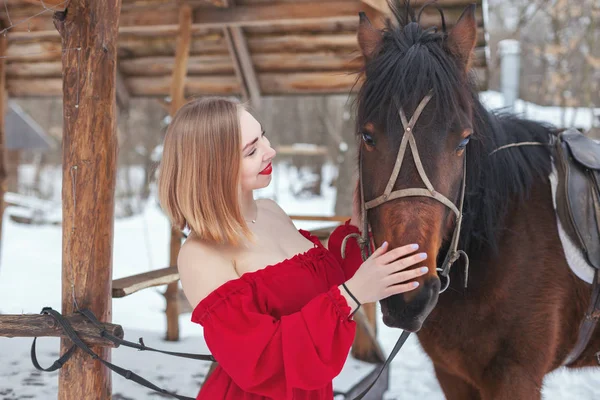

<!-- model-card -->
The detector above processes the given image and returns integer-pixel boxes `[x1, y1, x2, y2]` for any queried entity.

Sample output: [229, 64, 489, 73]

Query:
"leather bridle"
[342, 93, 470, 400]
[356, 93, 470, 292]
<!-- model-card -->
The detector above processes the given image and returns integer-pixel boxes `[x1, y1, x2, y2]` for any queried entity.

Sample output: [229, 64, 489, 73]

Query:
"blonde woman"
[157, 97, 428, 400]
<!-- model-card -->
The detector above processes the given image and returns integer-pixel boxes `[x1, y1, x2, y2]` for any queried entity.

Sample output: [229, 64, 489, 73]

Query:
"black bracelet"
[342, 283, 361, 316]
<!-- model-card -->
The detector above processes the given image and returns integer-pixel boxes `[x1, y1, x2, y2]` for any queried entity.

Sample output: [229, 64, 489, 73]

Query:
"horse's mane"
[354, 0, 555, 256]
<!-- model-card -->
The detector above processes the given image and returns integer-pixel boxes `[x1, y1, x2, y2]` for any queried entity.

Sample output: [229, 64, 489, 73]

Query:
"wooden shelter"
[3, 0, 488, 102]
[0, 0, 489, 399]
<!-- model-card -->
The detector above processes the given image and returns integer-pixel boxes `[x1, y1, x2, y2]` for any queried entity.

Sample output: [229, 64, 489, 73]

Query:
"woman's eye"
[247, 149, 256, 157]
[362, 132, 376, 147]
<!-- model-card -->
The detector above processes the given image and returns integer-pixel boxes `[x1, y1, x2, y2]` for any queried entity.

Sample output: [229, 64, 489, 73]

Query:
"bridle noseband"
[357, 93, 470, 292]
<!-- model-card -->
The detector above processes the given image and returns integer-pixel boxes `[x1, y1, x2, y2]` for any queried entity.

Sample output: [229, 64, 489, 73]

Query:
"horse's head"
[355, 1, 478, 331]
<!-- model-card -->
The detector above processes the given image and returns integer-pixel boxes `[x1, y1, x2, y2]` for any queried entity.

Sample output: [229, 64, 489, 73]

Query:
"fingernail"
[419, 253, 427, 259]
[419, 267, 428, 273]
[412, 282, 420, 288]
[411, 244, 419, 250]
[381, 241, 388, 248]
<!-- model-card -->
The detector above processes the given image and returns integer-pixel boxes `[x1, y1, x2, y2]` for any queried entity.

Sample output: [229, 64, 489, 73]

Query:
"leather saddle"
[554, 128, 600, 270]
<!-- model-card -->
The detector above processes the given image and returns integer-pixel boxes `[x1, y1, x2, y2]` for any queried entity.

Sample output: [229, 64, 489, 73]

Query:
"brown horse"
[353, 1, 599, 399]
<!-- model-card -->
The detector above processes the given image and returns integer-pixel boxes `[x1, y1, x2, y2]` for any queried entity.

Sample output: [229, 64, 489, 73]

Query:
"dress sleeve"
[327, 220, 367, 280]
[192, 280, 356, 399]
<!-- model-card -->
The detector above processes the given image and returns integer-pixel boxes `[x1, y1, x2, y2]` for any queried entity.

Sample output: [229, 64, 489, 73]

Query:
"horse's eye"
[362, 132, 376, 147]
[457, 135, 471, 150]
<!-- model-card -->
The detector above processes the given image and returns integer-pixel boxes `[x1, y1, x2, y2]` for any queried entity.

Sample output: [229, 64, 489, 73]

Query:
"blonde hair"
[157, 97, 252, 246]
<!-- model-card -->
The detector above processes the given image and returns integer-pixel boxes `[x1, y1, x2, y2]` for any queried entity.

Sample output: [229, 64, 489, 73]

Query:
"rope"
[31, 307, 214, 400]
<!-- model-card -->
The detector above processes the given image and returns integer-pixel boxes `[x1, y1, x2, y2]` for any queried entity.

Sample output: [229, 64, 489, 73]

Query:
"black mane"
[355, 0, 555, 256]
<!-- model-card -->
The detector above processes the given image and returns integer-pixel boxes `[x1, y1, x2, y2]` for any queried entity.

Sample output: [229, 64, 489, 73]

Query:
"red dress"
[191, 221, 365, 400]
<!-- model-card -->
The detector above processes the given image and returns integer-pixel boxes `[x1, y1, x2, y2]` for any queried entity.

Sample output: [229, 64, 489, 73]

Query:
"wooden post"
[164, 4, 192, 342]
[54, 1, 121, 399]
[0, 35, 6, 266]
[7, 150, 19, 193]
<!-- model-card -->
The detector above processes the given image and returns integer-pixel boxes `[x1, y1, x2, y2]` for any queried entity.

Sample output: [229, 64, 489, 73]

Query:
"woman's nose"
[264, 144, 276, 161]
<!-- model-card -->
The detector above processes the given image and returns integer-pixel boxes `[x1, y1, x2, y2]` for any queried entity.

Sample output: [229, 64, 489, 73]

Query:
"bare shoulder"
[258, 198, 294, 226]
[177, 237, 238, 309]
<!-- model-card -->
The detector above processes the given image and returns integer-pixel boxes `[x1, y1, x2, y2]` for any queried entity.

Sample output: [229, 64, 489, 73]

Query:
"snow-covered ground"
[1, 92, 599, 399]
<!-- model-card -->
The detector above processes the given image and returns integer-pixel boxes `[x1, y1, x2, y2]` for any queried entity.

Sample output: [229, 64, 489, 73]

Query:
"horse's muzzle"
[380, 276, 441, 332]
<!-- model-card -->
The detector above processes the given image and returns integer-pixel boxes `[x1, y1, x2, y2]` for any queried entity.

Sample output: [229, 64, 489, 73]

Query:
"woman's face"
[239, 109, 276, 192]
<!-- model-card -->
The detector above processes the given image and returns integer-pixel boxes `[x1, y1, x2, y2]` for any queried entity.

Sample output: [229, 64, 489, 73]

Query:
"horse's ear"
[446, 4, 477, 71]
[358, 12, 382, 61]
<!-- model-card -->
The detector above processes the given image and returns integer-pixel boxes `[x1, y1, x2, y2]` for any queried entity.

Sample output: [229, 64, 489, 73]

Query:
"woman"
[157, 97, 428, 400]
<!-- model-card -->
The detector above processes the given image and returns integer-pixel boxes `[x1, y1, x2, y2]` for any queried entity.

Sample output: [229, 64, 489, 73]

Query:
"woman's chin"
[258, 175, 272, 189]
[244, 175, 272, 191]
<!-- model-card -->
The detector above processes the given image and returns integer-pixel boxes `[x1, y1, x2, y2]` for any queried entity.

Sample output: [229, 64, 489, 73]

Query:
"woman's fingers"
[385, 251, 428, 273]
[384, 281, 420, 297]
[385, 266, 428, 286]
[376, 243, 421, 265]
[368, 241, 389, 259]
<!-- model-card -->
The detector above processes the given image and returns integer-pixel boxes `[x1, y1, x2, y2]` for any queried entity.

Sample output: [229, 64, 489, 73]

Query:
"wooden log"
[4, 45, 483, 79]
[6, 2, 485, 40]
[6, 63, 488, 97]
[5, 1, 364, 34]
[0, 36, 6, 262]
[16, 0, 69, 12]
[55, 0, 121, 399]
[224, 28, 250, 102]
[19, 0, 69, 11]
[164, 5, 192, 343]
[112, 267, 179, 298]
[6, 25, 484, 58]
[0, 314, 124, 348]
[115, 68, 130, 110]
[229, 26, 261, 108]
[7, 150, 19, 193]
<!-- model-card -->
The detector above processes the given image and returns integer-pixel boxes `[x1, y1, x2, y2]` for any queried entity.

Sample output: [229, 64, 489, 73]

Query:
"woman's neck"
[240, 191, 258, 223]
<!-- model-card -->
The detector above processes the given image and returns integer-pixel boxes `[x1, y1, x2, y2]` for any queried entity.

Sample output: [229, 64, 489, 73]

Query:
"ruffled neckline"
[191, 229, 327, 321]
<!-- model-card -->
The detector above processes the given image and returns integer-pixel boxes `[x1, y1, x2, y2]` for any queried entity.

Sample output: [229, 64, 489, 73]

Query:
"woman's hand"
[340, 242, 428, 309]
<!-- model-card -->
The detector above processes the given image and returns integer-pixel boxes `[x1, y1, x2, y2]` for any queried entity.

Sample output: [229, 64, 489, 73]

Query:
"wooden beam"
[5, 0, 365, 38]
[19, 0, 69, 11]
[0, 314, 124, 348]
[0, 36, 6, 267]
[54, 0, 121, 399]
[6, 51, 365, 77]
[192, 1, 363, 28]
[165, 4, 192, 342]
[6, 1, 485, 39]
[7, 4, 484, 40]
[221, 0, 260, 107]
[229, 26, 261, 108]
[6, 64, 489, 97]
[115, 67, 130, 110]
[113, 267, 179, 298]
[223, 28, 249, 102]
[169, 5, 192, 114]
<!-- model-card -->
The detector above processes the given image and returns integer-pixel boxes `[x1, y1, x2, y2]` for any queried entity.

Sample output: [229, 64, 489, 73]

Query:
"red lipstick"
[259, 163, 272, 175]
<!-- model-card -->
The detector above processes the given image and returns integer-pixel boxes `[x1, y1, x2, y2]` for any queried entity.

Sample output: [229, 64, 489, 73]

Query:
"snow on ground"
[1, 92, 599, 399]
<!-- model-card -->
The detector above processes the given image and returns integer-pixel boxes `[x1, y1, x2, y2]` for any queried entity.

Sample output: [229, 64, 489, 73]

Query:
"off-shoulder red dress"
[191, 221, 365, 400]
